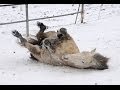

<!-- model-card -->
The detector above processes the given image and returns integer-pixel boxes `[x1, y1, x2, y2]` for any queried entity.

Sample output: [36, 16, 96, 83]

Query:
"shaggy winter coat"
[12, 30, 109, 70]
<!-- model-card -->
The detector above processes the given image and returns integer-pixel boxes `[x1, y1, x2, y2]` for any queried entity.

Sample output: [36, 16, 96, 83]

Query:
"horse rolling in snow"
[28, 22, 80, 60]
[12, 28, 109, 70]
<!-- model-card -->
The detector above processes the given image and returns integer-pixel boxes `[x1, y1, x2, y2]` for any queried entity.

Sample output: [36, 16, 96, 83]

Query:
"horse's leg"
[28, 38, 41, 60]
[12, 30, 27, 46]
[28, 38, 39, 45]
[30, 53, 39, 61]
[12, 30, 41, 61]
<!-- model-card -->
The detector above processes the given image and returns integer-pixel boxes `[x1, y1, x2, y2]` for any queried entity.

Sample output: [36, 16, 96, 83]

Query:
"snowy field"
[0, 4, 120, 85]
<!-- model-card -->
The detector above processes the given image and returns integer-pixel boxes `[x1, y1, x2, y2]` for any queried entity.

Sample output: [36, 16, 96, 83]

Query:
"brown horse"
[12, 29, 109, 70]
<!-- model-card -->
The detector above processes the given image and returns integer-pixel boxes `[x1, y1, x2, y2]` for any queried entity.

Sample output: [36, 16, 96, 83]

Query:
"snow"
[0, 4, 120, 85]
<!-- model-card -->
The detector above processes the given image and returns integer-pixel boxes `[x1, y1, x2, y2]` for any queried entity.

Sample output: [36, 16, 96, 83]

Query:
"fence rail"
[0, 11, 81, 26]
[0, 4, 82, 36]
[0, 4, 23, 7]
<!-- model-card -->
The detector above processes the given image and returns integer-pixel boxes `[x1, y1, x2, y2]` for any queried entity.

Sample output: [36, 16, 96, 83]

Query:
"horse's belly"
[32, 50, 64, 66]
[58, 40, 80, 54]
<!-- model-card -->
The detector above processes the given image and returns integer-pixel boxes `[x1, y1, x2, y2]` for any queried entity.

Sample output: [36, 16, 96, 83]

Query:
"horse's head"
[80, 48, 109, 70]
[85, 48, 109, 70]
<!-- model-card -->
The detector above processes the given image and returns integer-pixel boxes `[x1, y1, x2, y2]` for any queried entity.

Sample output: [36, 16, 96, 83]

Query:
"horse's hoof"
[12, 30, 22, 38]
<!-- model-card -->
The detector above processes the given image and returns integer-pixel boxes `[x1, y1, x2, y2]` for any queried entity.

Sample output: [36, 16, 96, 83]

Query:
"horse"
[12, 29, 109, 70]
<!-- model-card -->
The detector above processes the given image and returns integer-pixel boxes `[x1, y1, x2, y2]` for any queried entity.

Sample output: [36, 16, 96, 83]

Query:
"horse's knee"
[28, 38, 39, 45]
[30, 53, 39, 61]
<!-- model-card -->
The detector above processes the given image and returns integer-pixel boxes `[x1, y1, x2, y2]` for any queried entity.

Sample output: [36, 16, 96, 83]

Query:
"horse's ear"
[91, 48, 96, 53]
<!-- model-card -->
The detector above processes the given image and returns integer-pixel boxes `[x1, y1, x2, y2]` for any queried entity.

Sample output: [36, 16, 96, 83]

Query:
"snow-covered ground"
[0, 4, 120, 85]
